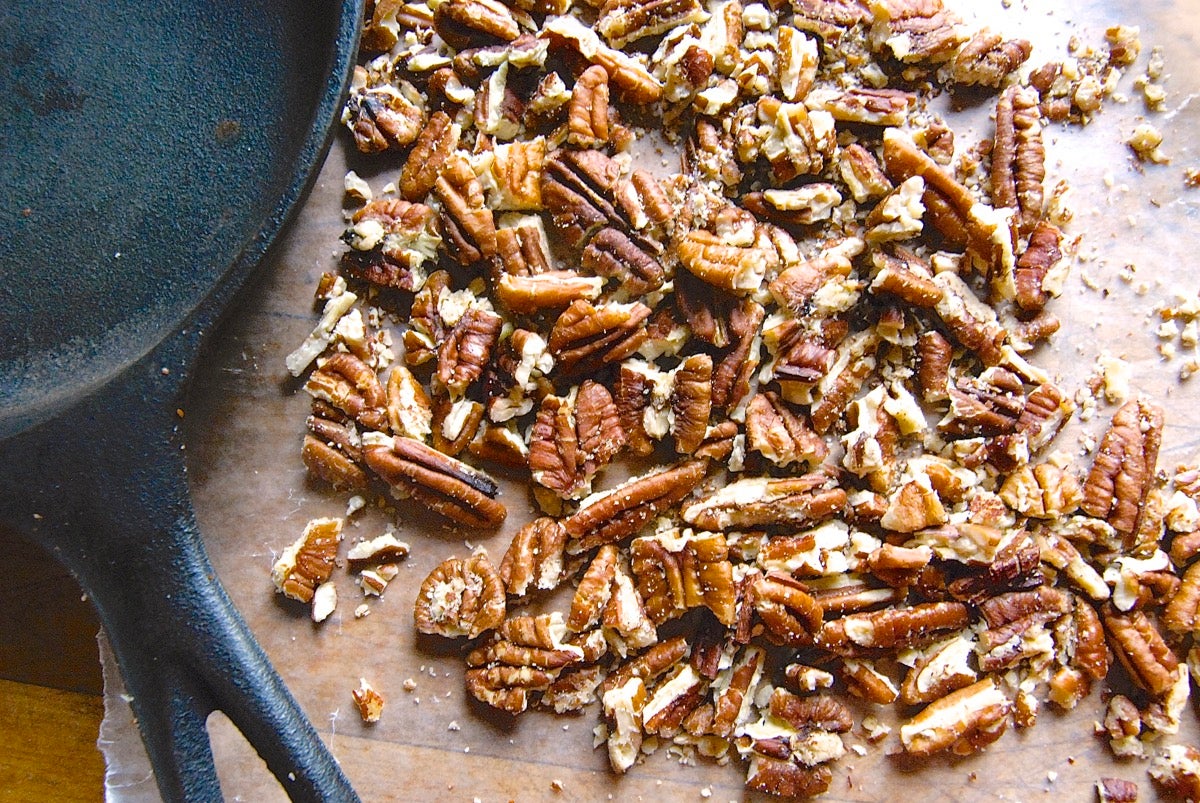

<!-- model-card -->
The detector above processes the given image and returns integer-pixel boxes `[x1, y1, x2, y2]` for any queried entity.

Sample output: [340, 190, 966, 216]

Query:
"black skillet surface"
[0, 2, 363, 800]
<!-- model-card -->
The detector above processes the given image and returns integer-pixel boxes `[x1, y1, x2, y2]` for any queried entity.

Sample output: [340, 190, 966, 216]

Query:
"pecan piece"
[1150, 744, 1200, 801]
[951, 29, 1032, 88]
[564, 460, 707, 552]
[670, 354, 712, 455]
[916, 330, 952, 404]
[791, 0, 868, 44]
[630, 528, 736, 625]
[869, 246, 942, 307]
[596, 0, 707, 49]
[1013, 221, 1064, 315]
[1082, 398, 1164, 542]
[819, 601, 969, 656]
[868, 0, 966, 65]
[432, 0, 520, 51]
[529, 381, 625, 499]
[682, 472, 847, 532]
[755, 98, 838, 182]
[1104, 608, 1180, 698]
[567, 65, 612, 149]
[547, 299, 651, 376]
[302, 432, 370, 493]
[499, 517, 568, 599]
[414, 549, 506, 638]
[745, 391, 827, 469]
[991, 85, 1045, 236]
[938, 368, 1025, 439]
[808, 87, 914, 127]
[466, 665, 556, 713]
[712, 298, 765, 413]
[838, 142, 893, 204]
[271, 517, 343, 604]
[745, 757, 831, 799]
[541, 148, 625, 248]
[899, 678, 1010, 757]
[752, 572, 822, 647]
[1096, 778, 1139, 803]
[437, 306, 503, 397]
[677, 226, 778, 296]
[404, 270, 450, 367]
[305, 352, 387, 431]
[1000, 463, 1081, 519]
[540, 15, 663, 103]
[344, 76, 427, 153]
[899, 633, 977, 705]
[568, 544, 618, 631]
[932, 271, 1008, 365]
[364, 434, 506, 528]
[400, 111, 460, 202]
[342, 198, 441, 291]
[581, 227, 664, 297]
[435, 156, 498, 265]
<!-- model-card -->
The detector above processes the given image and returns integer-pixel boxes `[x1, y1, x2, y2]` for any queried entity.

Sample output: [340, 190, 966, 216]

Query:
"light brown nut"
[1082, 398, 1164, 543]
[567, 65, 612, 148]
[991, 85, 1045, 236]
[1150, 744, 1200, 801]
[436, 306, 502, 398]
[952, 29, 1032, 88]
[1103, 607, 1181, 698]
[1101, 694, 1143, 757]
[683, 472, 847, 532]
[302, 432, 370, 493]
[495, 218, 553, 277]
[1035, 530, 1109, 601]
[364, 434, 506, 528]
[581, 227, 665, 298]
[868, 0, 966, 64]
[685, 117, 742, 189]
[938, 368, 1025, 439]
[643, 663, 706, 737]
[529, 381, 625, 499]
[630, 529, 736, 625]
[432, 0, 520, 51]
[1016, 381, 1075, 453]
[540, 15, 663, 103]
[811, 331, 879, 434]
[745, 756, 832, 799]
[271, 517, 344, 604]
[344, 79, 427, 154]
[541, 665, 606, 713]
[484, 138, 548, 212]
[467, 613, 599, 668]
[769, 689, 853, 734]
[712, 299, 765, 413]
[1067, 594, 1112, 681]
[838, 142, 893, 204]
[565, 460, 708, 552]
[899, 633, 977, 705]
[948, 540, 1044, 607]
[495, 271, 604, 314]
[1165, 561, 1200, 635]
[755, 98, 838, 182]
[1095, 777, 1138, 803]
[548, 299, 651, 376]
[404, 271, 450, 368]
[791, 0, 867, 44]
[601, 636, 689, 697]
[670, 354, 713, 455]
[818, 601, 970, 656]
[305, 352, 388, 431]
[435, 156, 498, 266]
[603, 676, 646, 773]
[840, 658, 899, 705]
[932, 272, 1008, 366]
[541, 149, 624, 249]
[603, 557, 659, 653]
[745, 392, 827, 469]
[431, 395, 485, 457]
[596, 0, 707, 48]
[400, 111, 460, 202]
[916, 330, 952, 404]
[749, 572, 822, 647]
[1000, 463, 1082, 519]
[342, 199, 441, 291]
[677, 227, 779, 296]
[351, 678, 385, 724]
[568, 544, 618, 631]
[1014, 222, 1064, 315]
[360, 0, 435, 53]
[499, 517, 568, 599]
[386, 365, 433, 442]
[808, 87, 914, 126]
[414, 549, 506, 638]
[742, 184, 843, 228]
[870, 247, 942, 307]
[899, 678, 1010, 757]
[466, 665, 556, 713]
[880, 478, 947, 533]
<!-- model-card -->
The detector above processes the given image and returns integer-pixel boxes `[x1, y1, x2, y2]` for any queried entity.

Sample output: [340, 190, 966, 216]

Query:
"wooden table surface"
[0, 523, 106, 802]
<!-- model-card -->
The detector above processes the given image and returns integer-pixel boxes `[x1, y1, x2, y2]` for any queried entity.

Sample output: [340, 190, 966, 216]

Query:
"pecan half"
[305, 352, 387, 430]
[547, 299, 651, 376]
[564, 460, 708, 552]
[364, 433, 506, 528]
[1104, 607, 1180, 698]
[818, 601, 969, 655]
[529, 381, 625, 499]
[745, 391, 827, 469]
[466, 665, 557, 713]
[581, 227, 665, 297]
[437, 306, 503, 397]
[1013, 221, 1063, 314]
[682, 472, 847, 532]
[433, 0, 520, 51]
[568, 544, 618, 631]
[1082, 398, 1164, 543]
[677, 226, 779, 296]
[271, 517, 343, 604]
[670, 354, 712, 455]
[435, 156, 498, 265]
[541, 148, 624, 248]
[712, 298, 765, 412]
[630, 528, 736, 625]
[991, 85, 1045, 236]
[302, 432, 370, 493]
[808, 87, 914, 126]
[752, 572, 823, 647]
[951, 29, 1032, 88]
[899, 678, 1010, 757]
[400, 111, 460, 202]
[500, 517, 568, 598]
[567, 64, 612, 148]
[1000, 463, 1081, 519]
[414, 549, 506, 638]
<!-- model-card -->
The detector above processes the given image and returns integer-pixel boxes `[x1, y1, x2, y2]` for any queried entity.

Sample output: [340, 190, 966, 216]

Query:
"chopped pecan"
[1000, 463, 1081, 519]
[951, 29, 1032, 88]
[870, 246, 942, 307]
[565, 460, 708, 552]
[742, 184, 843, 228]
[938, 368, 1025, 438]
[431, 397, 483, 456]
[991, 85, 1045, 236]
[899, 678, 1010, 757]
[791, 0, 867, 44]
[685, 117, 742, 189]
[500, 517, 568, 599]
[1104, 607, 1180, 698]
[630, 529, 736, 625]
[755, 98, 838, 182]
[868, 0, 966, 65]
[602, 636, 689, 697]
[495, 270, 603, 314]
[541, 665, 606, 713]
[916, 330, 953, 404]
[840, 658, 899, 704]
[745, 757, 831, 799]
[602, 676, 646, 773]
[712, 299, 765, 412]
[746, 391, 827, 469]
[342, 199, 441, 291]
[1014, 221, 1063, 314]
[818, 601, 969, 656]
[437, 306, 503, 397]
[495, 217, 553, 277]
[386, 365, 434, 442]
[1165, 561, 1200, 635]
[810, 330, 879, 434]
[351, 677, 384, 723]
[568, 544, 618, 631]
[585, 232, 663, 303]
[642, 663, 706, 737]
[1036, 530, 1109, 600]
[603, 557, 659, 653]
[567, 64, 612, 148]
[432, 0, 520, 51]
[1150, 744, 1200, 801]
[344, 76, 427, 153]
[670, 354, 712, 455]
[529, 381, 625, 499]
[682, 472, 847, 532]
[414, 548, 506, 638]
[305, 352, 387, 430]
[364, 433, 506, 528]
[808, 87, 914, 126]
[541, 148, 624, 248]
[1082, 398, 1164, 542]
[468, 612, 601, 668]
[865, 176, 926, 243]
[547, 299, 651, 376]
[949, 539, 1043, 606]
[271, 517, 343, 604]
[400, 111, 460, 202]
[837, 142, 893, 204]
[404, 270, 450, 367]
[1016, 381, 1074, 452]
[677, 224, 779, 296]
[1096, 778, 1139, 803]
[751, 572, 822, 647]
[899, 633, 977, 705]
[466, 665, 556, 713]
[483, 138, 548, 211]
[596, 0, 707, 49]
[880, 477, 947, 533]
[302, 432, 370, 493]
[435, 156, 498, 265]
[540, 15, 663, 103]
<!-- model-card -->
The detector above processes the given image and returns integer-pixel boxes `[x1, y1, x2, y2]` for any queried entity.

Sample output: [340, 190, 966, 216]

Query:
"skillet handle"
[0, 366, 360, 802]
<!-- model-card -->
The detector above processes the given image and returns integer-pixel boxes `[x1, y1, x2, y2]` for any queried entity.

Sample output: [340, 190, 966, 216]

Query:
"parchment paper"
[101, 1, 1200, 799]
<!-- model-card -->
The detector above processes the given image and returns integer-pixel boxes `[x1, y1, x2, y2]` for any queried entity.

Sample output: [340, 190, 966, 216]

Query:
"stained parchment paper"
[101, 1, 1200, 799]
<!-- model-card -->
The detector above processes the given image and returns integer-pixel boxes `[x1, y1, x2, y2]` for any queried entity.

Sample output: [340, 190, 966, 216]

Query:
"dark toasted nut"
[305, 352, 388, 430]
[400, 111, 460, 201]
[565, 460, 707, 552]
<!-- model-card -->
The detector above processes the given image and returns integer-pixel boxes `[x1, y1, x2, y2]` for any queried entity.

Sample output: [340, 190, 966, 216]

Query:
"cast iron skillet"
[0, 2, 363, 800]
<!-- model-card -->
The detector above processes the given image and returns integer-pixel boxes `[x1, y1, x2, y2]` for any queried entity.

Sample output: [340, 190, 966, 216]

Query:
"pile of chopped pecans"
[274, 0, 1200, 797]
